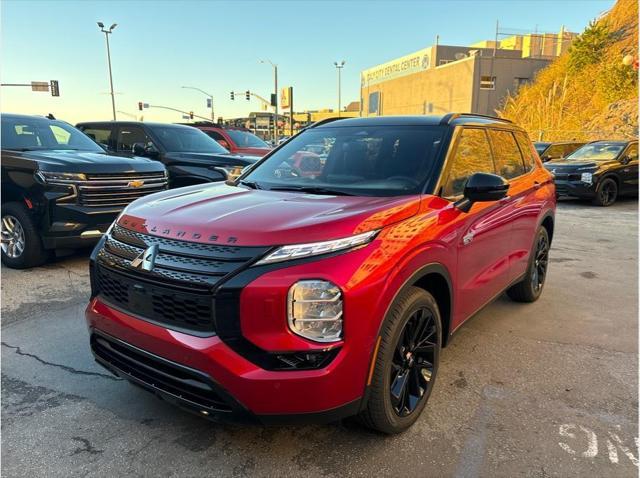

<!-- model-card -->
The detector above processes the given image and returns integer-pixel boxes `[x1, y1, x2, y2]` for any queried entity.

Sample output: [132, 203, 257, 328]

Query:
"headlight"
[34, 171, 87, 184]
[288, 280, 343, 342]
[581, 172, 593, 184]
[256, 230, 379, 265]
[214, 165, 244, 181]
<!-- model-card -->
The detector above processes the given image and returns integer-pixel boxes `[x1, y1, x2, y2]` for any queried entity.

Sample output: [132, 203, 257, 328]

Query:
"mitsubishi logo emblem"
[130, 244, 158, 271]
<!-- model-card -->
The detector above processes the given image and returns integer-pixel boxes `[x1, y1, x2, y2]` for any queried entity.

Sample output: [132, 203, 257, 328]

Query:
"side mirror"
[455, 172, 509, 213]
[621, 154, 636, 164]
[132, 143, 146, 156]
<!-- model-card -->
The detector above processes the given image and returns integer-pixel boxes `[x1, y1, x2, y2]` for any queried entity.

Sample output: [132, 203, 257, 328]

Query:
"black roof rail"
[440, 113, 512, 125]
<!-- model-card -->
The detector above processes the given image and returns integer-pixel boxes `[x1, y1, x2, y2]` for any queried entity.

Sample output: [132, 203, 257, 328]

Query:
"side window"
[489, 129, 526, 179]
[514, 131, 537, 172]
[82, 127, 112, 149]
[442, 128, 494, 198]
[625, 143, 638, 161]
[206, 131, 226, 141]
[116, 127, 150, 152]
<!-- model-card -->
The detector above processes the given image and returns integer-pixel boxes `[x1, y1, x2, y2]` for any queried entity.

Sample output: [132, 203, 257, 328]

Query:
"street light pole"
[334, 61, 345, 117]
[97, 22, 117, 120]
[181, 86, 215, 122]
[261, 59, 278, 143]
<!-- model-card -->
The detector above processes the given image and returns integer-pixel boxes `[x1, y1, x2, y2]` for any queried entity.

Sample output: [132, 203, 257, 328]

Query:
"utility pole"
[181, 86, 215, 122]
[97, 22, 117, 120]
[334, 61, 345, 117]
[261, 60, 278, 143]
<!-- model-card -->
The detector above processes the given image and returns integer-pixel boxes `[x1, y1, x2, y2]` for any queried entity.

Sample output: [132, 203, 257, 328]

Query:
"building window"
[480, 76, 496, 90]
[513, 77, 530, 91]
[439, 59, 454, 65]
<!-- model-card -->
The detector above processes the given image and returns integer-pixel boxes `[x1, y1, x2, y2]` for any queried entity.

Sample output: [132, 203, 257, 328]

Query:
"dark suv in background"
[544, 140, 638, 206]
[1, 114, 168, 268]
[76, 122, 261, 186]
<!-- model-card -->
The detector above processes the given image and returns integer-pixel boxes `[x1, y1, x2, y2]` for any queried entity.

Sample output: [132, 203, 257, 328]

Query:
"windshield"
[565, 143, 626, 161]
[1, 117, 103, 152]
[226, 130, 269, 148]
[153, 126, 229, 153]
[243, 125, 446, 196]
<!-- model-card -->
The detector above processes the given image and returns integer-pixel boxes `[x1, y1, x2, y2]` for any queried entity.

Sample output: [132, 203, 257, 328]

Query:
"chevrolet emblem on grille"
[128, 179, 145, 188]
[130, 244, 158, 271]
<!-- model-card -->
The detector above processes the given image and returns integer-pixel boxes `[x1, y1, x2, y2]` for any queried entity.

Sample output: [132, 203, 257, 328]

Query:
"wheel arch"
[540, 212, 555, 245]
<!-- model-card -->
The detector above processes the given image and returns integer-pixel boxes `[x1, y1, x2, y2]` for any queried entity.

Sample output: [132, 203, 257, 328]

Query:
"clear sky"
[1, 0, 614, 124]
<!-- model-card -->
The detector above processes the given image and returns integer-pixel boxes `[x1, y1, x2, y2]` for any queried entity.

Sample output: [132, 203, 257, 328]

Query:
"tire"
[507, 227, 550, 303]
[1, 202, 49, 269]
[358, 286, 442, 434]
[592, 177, 618, 207]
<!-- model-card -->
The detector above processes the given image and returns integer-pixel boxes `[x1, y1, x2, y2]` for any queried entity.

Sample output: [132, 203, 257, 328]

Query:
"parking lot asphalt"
[1, 199, 638, 477]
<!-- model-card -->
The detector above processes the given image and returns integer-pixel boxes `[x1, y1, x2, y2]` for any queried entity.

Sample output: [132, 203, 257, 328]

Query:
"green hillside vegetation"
[500, 0, 638, 141]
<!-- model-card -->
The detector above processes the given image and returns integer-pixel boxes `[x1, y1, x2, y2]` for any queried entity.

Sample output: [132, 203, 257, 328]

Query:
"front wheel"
[358, 287, 442, 434]
[1, 202, 49, 269]
[592, 178, 618, 206]
[507, 227, 550, 302]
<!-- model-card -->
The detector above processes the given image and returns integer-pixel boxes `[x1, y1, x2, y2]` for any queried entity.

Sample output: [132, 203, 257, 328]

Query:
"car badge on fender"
[130, 244, 158, 271]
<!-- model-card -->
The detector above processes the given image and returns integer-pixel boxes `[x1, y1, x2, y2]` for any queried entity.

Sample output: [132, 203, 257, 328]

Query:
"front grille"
[96, 224, 270, 333]
[91, 332, 232, 412]
[78, 172, 168, 208]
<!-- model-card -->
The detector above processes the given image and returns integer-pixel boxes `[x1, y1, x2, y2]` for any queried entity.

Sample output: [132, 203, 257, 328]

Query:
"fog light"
[287, 280, 343, 343]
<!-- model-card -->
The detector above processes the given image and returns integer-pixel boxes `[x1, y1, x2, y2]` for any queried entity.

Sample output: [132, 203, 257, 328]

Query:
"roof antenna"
[46, 113, 56, 120]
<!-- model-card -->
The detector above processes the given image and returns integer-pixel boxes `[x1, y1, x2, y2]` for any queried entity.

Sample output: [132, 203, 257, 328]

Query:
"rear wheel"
[1, 202, 49, 269]
[507, 227, 549, 303]
[358, 287, 442, 434]
[592, 178, 618, 206]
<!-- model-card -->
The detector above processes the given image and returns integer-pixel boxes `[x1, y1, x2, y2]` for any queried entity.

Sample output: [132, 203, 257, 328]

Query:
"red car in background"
[187, 124, 272, 157]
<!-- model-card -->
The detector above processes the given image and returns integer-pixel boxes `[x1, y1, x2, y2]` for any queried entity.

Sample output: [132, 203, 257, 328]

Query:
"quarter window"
[514, 131, 537, 172]
[442, 128, 494, 198]
[488, 129, 526, 179]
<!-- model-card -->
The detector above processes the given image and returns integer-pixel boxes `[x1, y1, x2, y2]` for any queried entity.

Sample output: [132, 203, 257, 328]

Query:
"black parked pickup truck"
[544, 140, 638, 206]
[76, 121, 261, 187]
[1, 114, 168, 268]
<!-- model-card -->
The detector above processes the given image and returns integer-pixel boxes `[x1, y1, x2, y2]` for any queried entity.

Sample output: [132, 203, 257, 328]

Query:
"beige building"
[360, 29, 575, 117]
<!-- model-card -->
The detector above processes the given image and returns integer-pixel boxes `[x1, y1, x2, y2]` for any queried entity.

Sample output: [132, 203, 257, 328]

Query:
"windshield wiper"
[268, 185, 355, 196]
[238, 179, 262, 190]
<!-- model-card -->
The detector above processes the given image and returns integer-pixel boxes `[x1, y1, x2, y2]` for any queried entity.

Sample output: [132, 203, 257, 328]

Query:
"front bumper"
[86, 295, 366, 423]
[553, 179, 596, 198]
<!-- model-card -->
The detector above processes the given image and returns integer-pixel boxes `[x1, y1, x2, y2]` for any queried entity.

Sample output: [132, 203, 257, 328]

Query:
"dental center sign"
[361, 47, 431, 86]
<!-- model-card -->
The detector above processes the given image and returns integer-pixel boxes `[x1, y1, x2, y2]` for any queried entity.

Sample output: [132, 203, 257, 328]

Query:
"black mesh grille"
[95, 224, 270, 334]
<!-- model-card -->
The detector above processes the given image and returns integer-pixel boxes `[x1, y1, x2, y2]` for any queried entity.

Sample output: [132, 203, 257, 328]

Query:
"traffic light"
[50, 80, 60, 97]
[230, 91, 235, 100]
[189, 111, 194, 120]
[270, 93, 277, 107]
[245, 90, 250, 101]
[138, 101, 143, 111]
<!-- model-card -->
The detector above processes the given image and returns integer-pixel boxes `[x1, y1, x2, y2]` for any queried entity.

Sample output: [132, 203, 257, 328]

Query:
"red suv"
[188, 124, 272, 157]
[86, 114, 555, 433]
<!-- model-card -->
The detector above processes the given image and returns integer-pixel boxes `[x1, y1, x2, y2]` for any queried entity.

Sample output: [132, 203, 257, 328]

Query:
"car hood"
[163, 151, 261, 165]
[6, 149, 164, 173]
[544, 159, 614, 171]
[233, 147, 271, 157]
[118, 183, 421, 246]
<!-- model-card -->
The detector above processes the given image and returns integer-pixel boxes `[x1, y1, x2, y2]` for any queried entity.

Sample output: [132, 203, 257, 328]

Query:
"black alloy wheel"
[593, 178, 618, 207]
[531, 232, 549, 294]
[390, 307, 437, 417]
[358, 287, 442, 434]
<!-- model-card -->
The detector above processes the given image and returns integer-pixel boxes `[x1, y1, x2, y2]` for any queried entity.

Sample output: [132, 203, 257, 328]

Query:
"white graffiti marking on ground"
[558, 424, 639, 467]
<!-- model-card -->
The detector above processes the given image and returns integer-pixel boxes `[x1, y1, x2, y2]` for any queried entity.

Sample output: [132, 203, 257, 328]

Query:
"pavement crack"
[1, 342, 120, 381]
